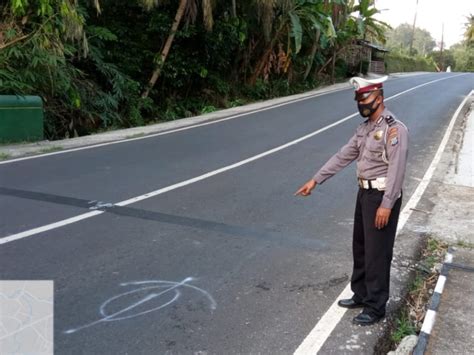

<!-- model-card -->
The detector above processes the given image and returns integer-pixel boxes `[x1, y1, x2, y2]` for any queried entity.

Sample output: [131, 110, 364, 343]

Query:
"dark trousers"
[350, 188, 402, 317]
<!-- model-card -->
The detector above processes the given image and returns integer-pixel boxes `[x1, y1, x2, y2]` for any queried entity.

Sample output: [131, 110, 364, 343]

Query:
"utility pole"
[231, 0, 236, 17]
[409, 0, 419, 55]
[439, 23, 444, 71]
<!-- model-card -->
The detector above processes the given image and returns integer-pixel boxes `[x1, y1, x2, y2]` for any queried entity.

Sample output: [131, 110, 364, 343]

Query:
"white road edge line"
[0, 74, 467, 248]
[0, 88, 348, 166]
[0, 73, 439, 166]
[293, 87, 473, 355]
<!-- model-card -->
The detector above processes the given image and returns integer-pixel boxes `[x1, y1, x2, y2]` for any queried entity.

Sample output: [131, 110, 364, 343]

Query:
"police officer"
[295, 76, 408, 325]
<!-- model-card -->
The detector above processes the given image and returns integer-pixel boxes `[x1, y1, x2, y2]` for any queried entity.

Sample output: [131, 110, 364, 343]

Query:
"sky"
[373, 0, 473, 48]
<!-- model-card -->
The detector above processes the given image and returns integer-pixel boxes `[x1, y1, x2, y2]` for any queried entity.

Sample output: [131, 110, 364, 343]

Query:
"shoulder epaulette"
[385, 115, 395, 127]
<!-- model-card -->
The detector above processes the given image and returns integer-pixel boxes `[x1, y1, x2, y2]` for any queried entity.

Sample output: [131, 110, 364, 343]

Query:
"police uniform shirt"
[313, 108, 408, 209]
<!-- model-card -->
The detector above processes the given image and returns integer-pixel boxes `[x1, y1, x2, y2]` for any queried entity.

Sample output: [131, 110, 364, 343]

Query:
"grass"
[387, 236, 448, 350]
[456, 240, 474, 249]
[0, 140, 31, 146]
[227, 98, 247, 108]
[424, 255, 437, 269]
[125, 133, 146, 139]
[200, 105, 217, 114]
[39, 146, 63, 153]
[409, 274, 424, 293]
[0, 152, 11, 160]
[391, 310, 417, 343]
[427, 238, 442, 253]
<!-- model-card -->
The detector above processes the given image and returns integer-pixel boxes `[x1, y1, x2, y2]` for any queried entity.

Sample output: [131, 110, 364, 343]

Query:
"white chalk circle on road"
[64, 277, 217, 334]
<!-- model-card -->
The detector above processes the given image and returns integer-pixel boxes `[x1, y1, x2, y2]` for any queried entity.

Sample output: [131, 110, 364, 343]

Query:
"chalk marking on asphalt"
[0, 75, 467, 248]
[293, 88, 473, 354]
[64, 277, 216, 334]
[0, 73, 445, 166]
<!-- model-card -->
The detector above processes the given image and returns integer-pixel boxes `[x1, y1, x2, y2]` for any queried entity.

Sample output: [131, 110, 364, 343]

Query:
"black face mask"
[357, 95, 380, 117]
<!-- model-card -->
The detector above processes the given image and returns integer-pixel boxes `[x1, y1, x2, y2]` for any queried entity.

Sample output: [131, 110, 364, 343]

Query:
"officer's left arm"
[376, 124, 408, 229]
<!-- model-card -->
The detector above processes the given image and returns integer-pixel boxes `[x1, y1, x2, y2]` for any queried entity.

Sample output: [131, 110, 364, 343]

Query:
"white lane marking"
[434, 275, 447, 294]
[294, 283, 353, 354]
[420, 309, 437, 334]
[0, 73, 444, 166]
[0, 75, 468, 247]
[0, 211, 103, 245]
[115, 112, 359, 206]
[294, 87, 473, 355]
[0, 88, 349, 166]
[396, 88, 473, 232]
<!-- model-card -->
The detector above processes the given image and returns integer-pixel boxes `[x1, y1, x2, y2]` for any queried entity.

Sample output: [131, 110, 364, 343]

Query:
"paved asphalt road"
[1, 73, 473, 354]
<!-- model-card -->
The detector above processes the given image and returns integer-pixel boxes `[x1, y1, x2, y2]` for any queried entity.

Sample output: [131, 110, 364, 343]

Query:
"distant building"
[341, 39, 389, 75]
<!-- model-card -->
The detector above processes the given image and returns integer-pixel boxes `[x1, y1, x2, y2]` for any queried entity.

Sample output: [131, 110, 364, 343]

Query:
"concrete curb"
[0, 73, 433, 161]
[0, 82, 349, 160]
[389, 71, 433, 77]
[413, 250, 454, 354]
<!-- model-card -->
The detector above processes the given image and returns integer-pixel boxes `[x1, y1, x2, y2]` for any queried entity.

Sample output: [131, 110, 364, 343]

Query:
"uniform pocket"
[365, 137, 384, 161]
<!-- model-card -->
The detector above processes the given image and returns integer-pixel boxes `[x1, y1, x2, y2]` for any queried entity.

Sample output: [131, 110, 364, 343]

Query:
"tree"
[452, 45, 474, 71]
[0, 0, 397, 140]
[141, 0, 215, 98]
[249, 0, 335, 84]
[385, 23, 436, 55]
[464, 14, 474, 47]
[430, 49, 455, 71]
[0, 0, 108, 137]
[350, 0, 390, 43]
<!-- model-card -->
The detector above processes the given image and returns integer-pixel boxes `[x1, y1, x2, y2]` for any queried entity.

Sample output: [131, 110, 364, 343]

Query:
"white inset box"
[0, 280, 53, 354]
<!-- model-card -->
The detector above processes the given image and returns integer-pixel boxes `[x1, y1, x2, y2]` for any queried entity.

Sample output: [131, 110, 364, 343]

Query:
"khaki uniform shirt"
[313, 108, 408, 209]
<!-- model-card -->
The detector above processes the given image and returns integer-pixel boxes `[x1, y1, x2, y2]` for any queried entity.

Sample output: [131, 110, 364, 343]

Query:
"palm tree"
[351, 0, 390, 43]
[304, 0, 338, 80]
[345, 0, 390, 75]
[464, 14, 474, 47]
[250, 0, 334, 84]
[141, 0, 214, 98]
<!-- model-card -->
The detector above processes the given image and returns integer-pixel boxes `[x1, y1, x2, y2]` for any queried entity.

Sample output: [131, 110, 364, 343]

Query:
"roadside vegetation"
[385, 18, 474, 73]
[1, 1, 472, 140]
[382, 237, 448, 352]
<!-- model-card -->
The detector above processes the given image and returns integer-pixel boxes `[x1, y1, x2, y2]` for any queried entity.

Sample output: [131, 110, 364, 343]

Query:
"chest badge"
[374, 130, 384, 141]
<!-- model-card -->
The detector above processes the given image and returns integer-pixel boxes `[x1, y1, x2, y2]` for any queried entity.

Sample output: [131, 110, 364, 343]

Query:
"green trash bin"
[0, 95, 44, 143]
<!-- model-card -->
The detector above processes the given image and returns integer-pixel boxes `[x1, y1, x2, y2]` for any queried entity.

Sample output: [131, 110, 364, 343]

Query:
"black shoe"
[337, 298, 364, 309]
[352, 311, 384, 326]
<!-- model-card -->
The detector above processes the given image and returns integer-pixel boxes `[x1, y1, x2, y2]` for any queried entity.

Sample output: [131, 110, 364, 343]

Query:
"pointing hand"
[294, 179, 317, 197]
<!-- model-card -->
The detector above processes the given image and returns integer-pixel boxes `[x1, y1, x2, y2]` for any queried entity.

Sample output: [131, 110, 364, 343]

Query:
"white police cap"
[350, 76, 387, 100]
